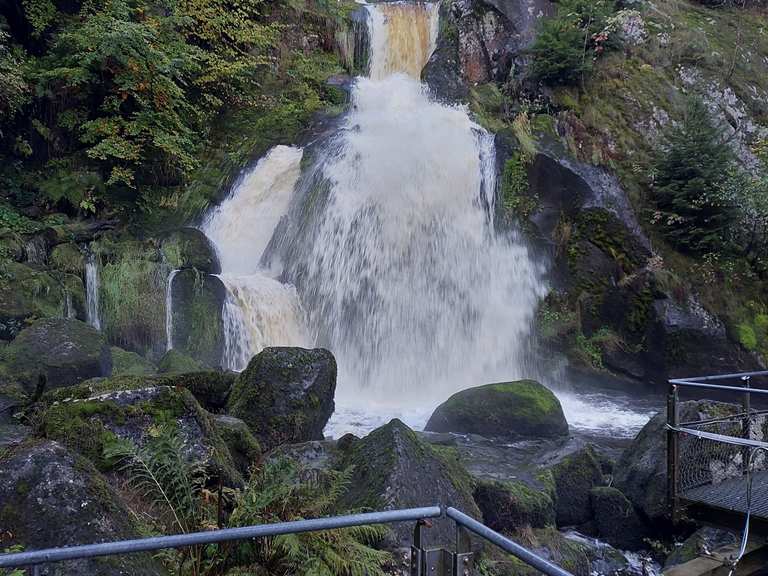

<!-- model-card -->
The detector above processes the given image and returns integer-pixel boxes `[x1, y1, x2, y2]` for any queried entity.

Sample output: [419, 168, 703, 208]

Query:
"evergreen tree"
[652, 98, 737, 254]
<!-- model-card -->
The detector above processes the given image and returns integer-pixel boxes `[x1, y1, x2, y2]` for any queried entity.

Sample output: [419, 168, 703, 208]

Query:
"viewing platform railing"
[0, 505, 573, 576]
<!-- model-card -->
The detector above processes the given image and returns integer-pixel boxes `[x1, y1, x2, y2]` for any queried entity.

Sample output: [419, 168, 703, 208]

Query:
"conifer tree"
[652, 98, 736, 254]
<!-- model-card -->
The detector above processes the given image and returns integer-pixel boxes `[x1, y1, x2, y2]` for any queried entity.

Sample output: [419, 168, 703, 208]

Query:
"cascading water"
[274, 3, 545, 433]
[200, 2, 655, 437]
[202, 146, 311, 371]
[85, 253, 102, 330]
[165, 269, 179, 351]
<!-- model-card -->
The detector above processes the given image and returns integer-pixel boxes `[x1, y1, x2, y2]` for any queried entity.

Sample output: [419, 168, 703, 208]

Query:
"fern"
[228, 459, 391, 576]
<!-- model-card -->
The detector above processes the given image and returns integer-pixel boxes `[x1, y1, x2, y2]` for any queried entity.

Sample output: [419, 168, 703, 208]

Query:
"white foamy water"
[198, 2, 654, 439]
[165, 269, 179, 351]
[85, 253, 102, 330]
[202, 146, 311, 370]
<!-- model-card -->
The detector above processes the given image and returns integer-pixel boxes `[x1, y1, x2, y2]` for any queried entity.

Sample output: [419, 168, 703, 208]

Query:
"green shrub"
[529, 0, 617, 86]
[738, 323, 758, 351]
[652, 98, 737, 254]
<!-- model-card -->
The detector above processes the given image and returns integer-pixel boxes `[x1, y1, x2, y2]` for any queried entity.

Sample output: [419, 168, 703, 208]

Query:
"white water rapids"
[200, 2, 655, 438]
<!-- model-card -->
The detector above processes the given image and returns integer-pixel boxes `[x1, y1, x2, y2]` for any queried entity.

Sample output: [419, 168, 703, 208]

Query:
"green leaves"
[652, 98, 737, 254]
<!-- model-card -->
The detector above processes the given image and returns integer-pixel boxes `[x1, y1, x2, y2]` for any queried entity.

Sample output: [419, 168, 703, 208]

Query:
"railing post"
[667, 383, 680, 524]
[454, 524, 472, 576]
[742, 376, 751, 478]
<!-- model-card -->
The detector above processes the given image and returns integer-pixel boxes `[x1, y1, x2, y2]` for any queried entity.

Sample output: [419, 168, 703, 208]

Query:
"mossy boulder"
[425, 380, 568, 440]
[50, 242, 85, 276]
[93, 238, 166, 359]
[41, 370, 235, 413]
[0, 229, 25, 261]
[474, 478, 555, 531]
[41, 385, 241, 485]
[549, 445, 605, 527]
[111, 346, 157, 376]
[2, 318, 112, 393]
[615, 400, 741, 523]
[590, 486, 646, 550]
[0, 261, 66, 340]
[169, 269, 225, 368]
[340, 419, 481, 548]
[0, 440, 165, 575]
[161, 228, 221, 274]
[158, 349, 203, 373]
[227, 347, 336, 451]
[213, 414, 261, 474]
[480, 527, 592, 576]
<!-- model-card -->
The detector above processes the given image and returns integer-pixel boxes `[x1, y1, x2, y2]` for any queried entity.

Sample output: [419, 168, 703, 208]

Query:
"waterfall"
[165, 269, 179, 351]
[273, 3, 546, 419]
[202, 146, 311, 370]
[85, 253, 102, 330]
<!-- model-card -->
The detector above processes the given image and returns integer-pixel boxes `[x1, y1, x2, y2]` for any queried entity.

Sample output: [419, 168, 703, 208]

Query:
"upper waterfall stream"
[200, 2, 655, 437]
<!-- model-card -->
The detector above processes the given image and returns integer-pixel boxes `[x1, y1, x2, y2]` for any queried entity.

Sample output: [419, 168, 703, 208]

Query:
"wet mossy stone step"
[425, 380, 569, 440]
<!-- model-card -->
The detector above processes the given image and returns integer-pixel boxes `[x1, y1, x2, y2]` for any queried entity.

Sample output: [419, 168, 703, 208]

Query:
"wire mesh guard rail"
[0, 505, 573, 576]
[667, 370, 768, 574]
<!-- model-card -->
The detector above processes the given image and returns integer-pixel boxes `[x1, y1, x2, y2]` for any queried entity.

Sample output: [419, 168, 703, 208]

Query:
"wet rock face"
[0, 441, 164, 576]
[549, 446, 605, 527]
[474, 478, 555, 531]
[2, 318, 112, 393]
[425, 380, 569, 440]
[227, 347, 336, 451]
[161, 228, 221, 275]
[589, 487, 647, 549]
[424, 0, 555, 101]
[339, 419, 481, 548]
[169, 269, 225, 369]
[615, 400, 741, 523]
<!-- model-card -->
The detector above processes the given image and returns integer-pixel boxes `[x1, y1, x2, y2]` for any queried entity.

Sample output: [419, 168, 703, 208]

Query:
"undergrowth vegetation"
[105, 425, 390, 576]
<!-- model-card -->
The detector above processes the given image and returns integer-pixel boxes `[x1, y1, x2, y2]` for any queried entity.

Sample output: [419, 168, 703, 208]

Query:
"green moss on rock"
[227, 347, 336, 451]
[0, 261, 66, 339]
[550, 445, 605, 527]
[50, 242, 85, 276]
[475, 479, 555, 531]
[425, 380, 569, 439]
[110, 347, 156, 377]
[158, 349, 203, 374]
[2, 318, 111, 393]
[161, 228, 220, 274]
[590, 486, 647, 550]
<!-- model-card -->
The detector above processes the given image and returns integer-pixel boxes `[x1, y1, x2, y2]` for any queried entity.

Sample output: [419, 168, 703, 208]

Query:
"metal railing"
[0, 505, 573, 576]
[667, 371, 768, 522]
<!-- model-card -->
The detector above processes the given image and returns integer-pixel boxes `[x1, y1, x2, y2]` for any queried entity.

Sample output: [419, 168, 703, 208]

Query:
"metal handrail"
[446, 507, 573, 576]
[0, 507, 441, 568]
[0, 506, 576, 576]
[670, 370, 768, 385]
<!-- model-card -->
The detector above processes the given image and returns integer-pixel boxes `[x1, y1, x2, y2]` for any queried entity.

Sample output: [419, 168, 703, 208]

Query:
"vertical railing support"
[667, 384, 680, 524]
[454, 524, 473, 576]
[742, 376, 752, 478]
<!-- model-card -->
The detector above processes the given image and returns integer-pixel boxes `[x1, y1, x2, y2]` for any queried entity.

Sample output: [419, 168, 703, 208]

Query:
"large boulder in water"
[547, 445, 606, 527]
[425, 380, 568, 439]
[339, 419, 481, 548]
[161, 227, 221, 274]
[1, 318, 111, 394]
[615, 400, 742, 523]
[227, 347, 336, 451]
[168, 269, 225, 368]
[590, 486, 647, 550]
[474, 478, 555, 531]
[0, 441, 164, 575]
